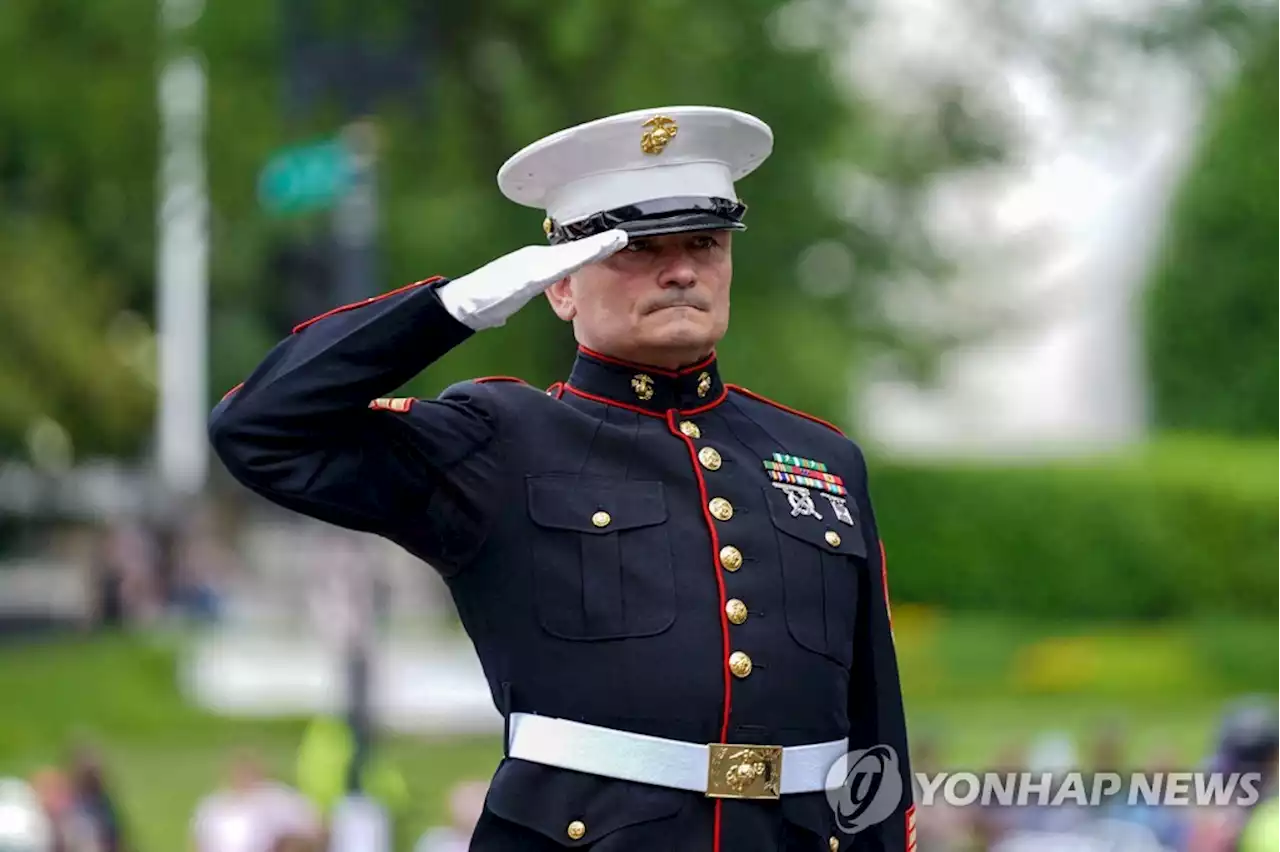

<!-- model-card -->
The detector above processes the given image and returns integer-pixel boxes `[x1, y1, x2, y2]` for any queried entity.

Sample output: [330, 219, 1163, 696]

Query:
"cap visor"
[618, 212, 746, 239]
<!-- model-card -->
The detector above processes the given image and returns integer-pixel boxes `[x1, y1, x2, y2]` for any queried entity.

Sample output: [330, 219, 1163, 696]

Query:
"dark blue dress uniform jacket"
[209, 277, 915, 852]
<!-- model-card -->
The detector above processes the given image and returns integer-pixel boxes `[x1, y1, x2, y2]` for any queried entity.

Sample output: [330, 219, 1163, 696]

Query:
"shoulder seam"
[474, 376, 529, 385]
[726, 383, 845, 436]
[291, 276, 445, 334]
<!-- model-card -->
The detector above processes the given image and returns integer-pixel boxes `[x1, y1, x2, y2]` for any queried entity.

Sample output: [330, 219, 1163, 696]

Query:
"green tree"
[1143, 28, 1278, 436]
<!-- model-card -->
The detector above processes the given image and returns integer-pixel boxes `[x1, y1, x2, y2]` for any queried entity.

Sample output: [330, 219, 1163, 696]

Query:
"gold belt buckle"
[705, 743, 783, 800]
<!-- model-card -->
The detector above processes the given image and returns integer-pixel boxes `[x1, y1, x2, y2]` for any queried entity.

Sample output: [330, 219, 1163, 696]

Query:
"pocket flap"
[528, 477, 667, 533]
[485, 757, 688, 847]
[765, 485, 867, 558]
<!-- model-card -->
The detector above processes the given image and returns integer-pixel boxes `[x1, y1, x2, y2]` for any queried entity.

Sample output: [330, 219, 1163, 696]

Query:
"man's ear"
[545, 276, 577, 322]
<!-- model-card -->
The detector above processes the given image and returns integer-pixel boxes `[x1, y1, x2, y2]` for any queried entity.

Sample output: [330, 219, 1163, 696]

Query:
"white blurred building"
[840, 0, 1221, 457]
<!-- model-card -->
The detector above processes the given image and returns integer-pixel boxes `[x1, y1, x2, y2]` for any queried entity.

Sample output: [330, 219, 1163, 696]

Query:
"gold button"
[566, 820, 586, 840]
[824, 530, 841, 547]
[708, 497, 733, 521]
[720, 545, 743, 572]
[698, 446, 722, 471]
[829, 837, 840, 852]
[679, 420, 701, 438]
[729, 651, 753, 678]
[592, 511, 611, 528]
[725, 599, 748, 625]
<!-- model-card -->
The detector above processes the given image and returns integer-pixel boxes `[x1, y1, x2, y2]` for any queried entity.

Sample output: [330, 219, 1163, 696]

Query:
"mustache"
[642, 293, 711, 314]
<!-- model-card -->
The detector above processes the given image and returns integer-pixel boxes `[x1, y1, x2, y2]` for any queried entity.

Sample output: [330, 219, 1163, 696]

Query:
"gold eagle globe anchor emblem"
[631, 373, 655, 401]
[640, 116, 678, 155]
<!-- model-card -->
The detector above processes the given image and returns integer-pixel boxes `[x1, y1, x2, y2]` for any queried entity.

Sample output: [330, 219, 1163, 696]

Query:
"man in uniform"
[211, 106, 914, 851]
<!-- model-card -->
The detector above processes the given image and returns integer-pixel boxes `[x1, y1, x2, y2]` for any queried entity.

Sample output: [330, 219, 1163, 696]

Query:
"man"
[211, 106, 914, 851]
[190, 750, 322, 852]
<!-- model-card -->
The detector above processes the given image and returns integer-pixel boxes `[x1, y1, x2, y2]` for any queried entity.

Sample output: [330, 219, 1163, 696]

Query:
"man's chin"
[641, 314, 717, 350]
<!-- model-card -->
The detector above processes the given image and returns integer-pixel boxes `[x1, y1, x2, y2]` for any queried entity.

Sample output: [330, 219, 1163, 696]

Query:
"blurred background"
[0, 0, 1275, 849]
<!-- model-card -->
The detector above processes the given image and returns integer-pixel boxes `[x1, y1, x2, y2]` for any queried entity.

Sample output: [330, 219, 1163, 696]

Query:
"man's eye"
[623, 240, 650, 253]
[691, 235, 717, 250]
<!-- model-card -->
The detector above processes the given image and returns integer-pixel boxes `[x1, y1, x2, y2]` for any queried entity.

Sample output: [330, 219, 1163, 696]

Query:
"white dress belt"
[506, 712, 847, 798]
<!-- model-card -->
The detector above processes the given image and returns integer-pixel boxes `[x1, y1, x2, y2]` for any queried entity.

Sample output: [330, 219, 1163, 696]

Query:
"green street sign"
[258, 138, 353, 215]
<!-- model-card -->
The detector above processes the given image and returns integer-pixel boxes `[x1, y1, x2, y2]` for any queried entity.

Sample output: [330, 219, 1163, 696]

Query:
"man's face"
[546, 230, 732, 368]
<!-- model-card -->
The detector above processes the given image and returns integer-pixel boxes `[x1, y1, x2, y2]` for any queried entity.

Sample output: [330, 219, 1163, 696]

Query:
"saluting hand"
[438, 229, 629, 330]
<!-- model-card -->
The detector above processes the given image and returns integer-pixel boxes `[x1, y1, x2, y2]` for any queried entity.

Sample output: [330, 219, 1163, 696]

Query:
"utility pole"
[332, 120, 380, 310]
[156, 0, 209, 501]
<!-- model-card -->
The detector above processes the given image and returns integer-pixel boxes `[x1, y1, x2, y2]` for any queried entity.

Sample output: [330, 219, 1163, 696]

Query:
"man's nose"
[657, 254, 698, 289]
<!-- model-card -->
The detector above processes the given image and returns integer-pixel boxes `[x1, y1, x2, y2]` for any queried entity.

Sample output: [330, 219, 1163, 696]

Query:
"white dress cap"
[497, 106, 773, 238]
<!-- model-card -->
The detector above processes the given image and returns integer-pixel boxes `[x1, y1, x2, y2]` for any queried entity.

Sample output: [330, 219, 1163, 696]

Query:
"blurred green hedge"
[1143, 29, 1278, 437]
[871, 437, 1278, 618]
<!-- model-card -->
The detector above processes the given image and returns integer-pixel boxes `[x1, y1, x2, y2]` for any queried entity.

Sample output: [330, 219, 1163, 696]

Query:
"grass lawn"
[0, 614, 1272, 850]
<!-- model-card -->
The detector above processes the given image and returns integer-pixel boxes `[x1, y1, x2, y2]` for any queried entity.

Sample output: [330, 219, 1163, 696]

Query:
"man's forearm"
[211, 277, 471, 441]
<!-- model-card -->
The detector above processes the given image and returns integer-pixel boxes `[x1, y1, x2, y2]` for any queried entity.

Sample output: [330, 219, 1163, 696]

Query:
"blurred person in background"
[909, 735, 972, 851]
[86, 519, 158, 630]
[411, 781, 488, 852]
[190, 750, 322, 852]
[0, 777, 54, 852]
[170, 501, 240, 623]
[1100, 743, 1190, 851]
[28, 768, 98, 852]
[967, 741, 1028, 849]
[1185, 697, 1279, 852]
[210, 106, 913, 850]
[64, 746, 128, 852]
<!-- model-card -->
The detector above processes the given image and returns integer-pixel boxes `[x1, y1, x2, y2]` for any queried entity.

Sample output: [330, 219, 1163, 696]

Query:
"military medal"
[820, 493, 855, 526]
[772, 482, 822, 519]
[762, 453, 846, 496]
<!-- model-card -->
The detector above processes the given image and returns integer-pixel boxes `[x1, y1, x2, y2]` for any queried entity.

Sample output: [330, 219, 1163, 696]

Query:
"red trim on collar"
[474, 376, 528, 385]
[544, 381, 565, 398]
[576, 345, 717, 378]
[220, 382, 244, 402]
[561, 383, 730, 417]
[291, 276, 445, 334]
[561, 384, 665, 418]
[682, 386, 729, 415]
[725, 384, 845, 436]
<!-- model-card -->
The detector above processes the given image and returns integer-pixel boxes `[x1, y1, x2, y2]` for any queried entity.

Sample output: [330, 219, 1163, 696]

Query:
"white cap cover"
[497, 106, 773, 242]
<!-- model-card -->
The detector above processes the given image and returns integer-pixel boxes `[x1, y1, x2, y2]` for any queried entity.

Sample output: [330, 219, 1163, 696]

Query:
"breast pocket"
[765, 484, 867, 667]
[527, 476, 676, 641]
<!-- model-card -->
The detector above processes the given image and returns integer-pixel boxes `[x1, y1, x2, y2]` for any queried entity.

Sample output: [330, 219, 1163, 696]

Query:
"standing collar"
[565, 345, 727, 415]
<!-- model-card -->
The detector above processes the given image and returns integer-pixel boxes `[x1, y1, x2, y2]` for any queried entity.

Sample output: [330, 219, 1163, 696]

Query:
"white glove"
[437, 229, 629, 330]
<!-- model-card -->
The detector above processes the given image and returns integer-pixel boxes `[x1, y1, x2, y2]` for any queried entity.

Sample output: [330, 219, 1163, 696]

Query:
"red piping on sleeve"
[291, 276, 445, 334]
[880, 539, 893, 632]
